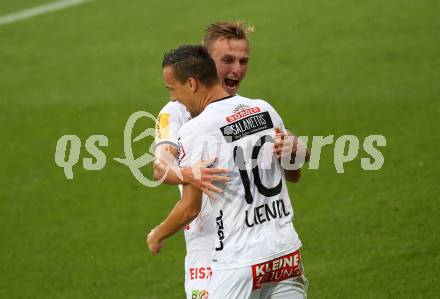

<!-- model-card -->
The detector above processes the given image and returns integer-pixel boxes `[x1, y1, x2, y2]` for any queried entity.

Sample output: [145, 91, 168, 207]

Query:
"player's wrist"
[181, 167, 192, 185]
[151, 224, 166, 243]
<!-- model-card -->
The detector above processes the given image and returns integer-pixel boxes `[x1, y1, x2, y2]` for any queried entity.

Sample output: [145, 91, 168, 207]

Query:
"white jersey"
[155, 101, 190, 148]
[155, 101, 216, 253]
[178, 95, 302, 270]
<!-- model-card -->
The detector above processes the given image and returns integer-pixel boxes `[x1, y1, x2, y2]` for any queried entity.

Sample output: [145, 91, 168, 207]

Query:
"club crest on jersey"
[220, 111, 274, 143]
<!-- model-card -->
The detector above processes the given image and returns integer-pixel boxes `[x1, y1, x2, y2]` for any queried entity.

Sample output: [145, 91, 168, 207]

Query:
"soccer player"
[148, 45, 308, 298]
[152, 21, 254, 299]
[153, 21, 252, 195]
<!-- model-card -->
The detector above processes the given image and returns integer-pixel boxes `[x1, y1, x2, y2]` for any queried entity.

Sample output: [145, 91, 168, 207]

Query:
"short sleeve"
[177, 124, 199, 168]
[177, 121, 215, 168]
[155, 101, 188, 147]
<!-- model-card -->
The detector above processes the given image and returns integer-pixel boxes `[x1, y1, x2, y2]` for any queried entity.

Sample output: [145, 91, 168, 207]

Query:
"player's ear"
[187, 77, 198, 92]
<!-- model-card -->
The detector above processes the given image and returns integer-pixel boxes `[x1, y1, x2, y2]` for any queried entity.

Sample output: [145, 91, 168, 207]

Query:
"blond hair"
[202, 20, 254, 49]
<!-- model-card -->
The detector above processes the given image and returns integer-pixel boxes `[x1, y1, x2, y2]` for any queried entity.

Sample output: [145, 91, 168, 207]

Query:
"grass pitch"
[1, 0, 439, 298]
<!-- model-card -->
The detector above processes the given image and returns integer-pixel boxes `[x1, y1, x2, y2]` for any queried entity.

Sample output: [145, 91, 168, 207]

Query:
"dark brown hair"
[162, 44, 218, 87]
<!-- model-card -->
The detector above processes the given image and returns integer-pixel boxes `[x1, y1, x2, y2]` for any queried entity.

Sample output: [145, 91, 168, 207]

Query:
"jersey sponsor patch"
[177, 139, 186, 164]
[215, 210, 224, 251]
[251, 250, 302, 290]
[155, 112, 170, 141]
[220, 111, 274, 143]
[226, 106, 261, 123]
[191, 289, 208, 299]
[189, 266, 212, 280]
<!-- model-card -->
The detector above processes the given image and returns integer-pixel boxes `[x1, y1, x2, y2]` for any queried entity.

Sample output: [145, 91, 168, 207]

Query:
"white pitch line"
[0, 0, 94, 26]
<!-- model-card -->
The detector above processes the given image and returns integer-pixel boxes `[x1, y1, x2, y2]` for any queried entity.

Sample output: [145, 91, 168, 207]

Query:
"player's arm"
[153, 103, 229, 193]
[153, 144, 229, 196]
[273, 128, 310, 183]
[146, 184, 202, 255]
[153, 143, 179, 183]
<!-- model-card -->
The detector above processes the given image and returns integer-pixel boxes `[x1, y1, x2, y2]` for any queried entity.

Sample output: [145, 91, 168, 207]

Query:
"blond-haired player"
[153, 21, 252, 299]
[149, 44, 308, 299]
[151, 22, 305, 299]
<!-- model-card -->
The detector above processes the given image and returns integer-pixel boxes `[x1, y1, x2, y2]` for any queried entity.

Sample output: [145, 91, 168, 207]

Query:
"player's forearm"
[153, 159, 183, 185]
[284, 169, 301, 183]
[153, 144, 185, 185]
[285, 129, 310, 162]
[284, 140, 308, 183]
[278, 130, 306, 182]
[292, 140, 310, 162]
[303, 150, 310, 162]
[153, 196, 201, 242]
[283, 149, 305, 182]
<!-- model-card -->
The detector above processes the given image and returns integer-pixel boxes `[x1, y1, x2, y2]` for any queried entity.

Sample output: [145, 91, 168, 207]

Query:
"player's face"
[163, 66, 197, 116]
[208, 38, 249, 95]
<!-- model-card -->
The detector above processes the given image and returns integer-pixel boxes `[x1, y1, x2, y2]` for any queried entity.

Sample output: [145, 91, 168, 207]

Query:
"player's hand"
[273, 128, 309, 162]
[273, 128, 296, 160]
[146, 228, 165, 256]
[182, 158, 230, 198]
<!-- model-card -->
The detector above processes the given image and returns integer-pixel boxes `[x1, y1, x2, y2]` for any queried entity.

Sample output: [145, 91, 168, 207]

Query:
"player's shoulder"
[230, 95, 283, 128]
[248, 97, 280, 116]
[230, 94, 271, 107]
[245, 96, 275, 111]
[178, 110, 216, 142]
[196, 94, 276, 123]
[159, 100, 188, 117]
[229, 95, 278, 115]
[178, 115, 198, 138]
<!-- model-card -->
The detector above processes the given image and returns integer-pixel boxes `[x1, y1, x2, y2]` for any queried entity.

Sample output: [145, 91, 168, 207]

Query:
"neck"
[197, 84, 231, 115]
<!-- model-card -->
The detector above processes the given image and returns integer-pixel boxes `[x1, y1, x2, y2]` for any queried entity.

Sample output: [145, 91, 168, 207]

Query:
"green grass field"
[1, 0, 439, 298]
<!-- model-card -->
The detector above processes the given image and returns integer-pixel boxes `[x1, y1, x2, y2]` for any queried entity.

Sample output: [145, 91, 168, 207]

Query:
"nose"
[230, 61, 243, 77]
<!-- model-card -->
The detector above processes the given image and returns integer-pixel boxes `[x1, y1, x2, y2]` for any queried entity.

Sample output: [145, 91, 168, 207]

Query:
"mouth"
[223, 78, 239, 93]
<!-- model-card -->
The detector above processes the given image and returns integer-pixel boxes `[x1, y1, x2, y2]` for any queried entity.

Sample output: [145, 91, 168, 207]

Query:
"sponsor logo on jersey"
[226, 106, 261, 123]
[232, 103, 251, 113]
[155, 112, 169, 141]
[251, 250, 302, 289]
[189, 267, 212, 280]
[220, 111, 274, 143]
[177, 139, 186, 164]
[215, 210, 224, 251]
[191, 289, 209, 299]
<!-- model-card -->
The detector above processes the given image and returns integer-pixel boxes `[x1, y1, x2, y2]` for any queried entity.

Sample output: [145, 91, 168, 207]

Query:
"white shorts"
[184, 251, 212, 299]
[209, 250, 308, 299]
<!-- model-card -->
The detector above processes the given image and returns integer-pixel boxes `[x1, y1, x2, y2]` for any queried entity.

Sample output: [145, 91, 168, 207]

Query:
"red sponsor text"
[226, 107, 261, 123]
[251, 250, 302, 289]
[189, 267, 213, 280]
